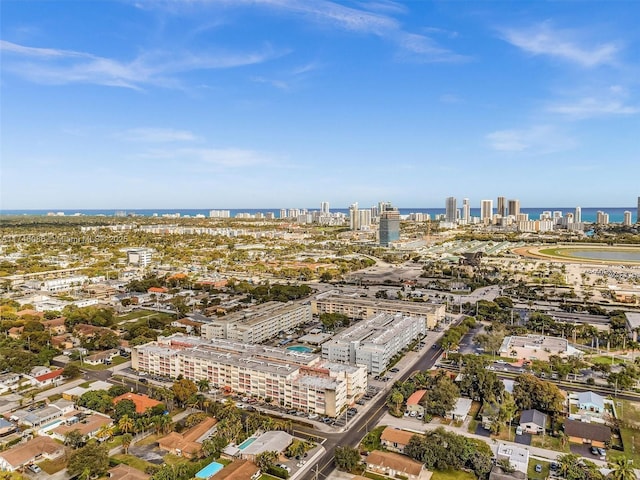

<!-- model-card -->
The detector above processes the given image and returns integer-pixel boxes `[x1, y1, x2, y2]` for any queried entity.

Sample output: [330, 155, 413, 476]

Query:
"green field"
[432, 470, 476, 480]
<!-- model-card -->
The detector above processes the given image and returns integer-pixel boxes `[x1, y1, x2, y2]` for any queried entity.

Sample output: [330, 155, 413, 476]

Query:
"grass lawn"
[610, 425, 640, 465]
[491, 426, 515, 442]
[117, 311, 156, 322]
[527, 460, 549, 480]
[105, 435, 124, 450]
[531, 434, 570, 453]
[363, 472, 393, 480]
[38, 456, 67, 474]
[112, 355, 129, 366]
[135, 434, 161, 447]
[587, 355, 625, 366]
[432, 470, 476, 480]
[112, 454, 154, 472]
[163, 453, 195, 466]
[259, 475, 282, 480]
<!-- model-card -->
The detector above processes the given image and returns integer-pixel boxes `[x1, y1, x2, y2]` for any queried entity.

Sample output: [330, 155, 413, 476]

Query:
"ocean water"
[0, 207, 637, 224]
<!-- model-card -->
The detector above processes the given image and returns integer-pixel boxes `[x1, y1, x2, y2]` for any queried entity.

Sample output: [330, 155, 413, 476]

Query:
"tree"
[67, 441, 109, 479]
[172, 379, 197, 407]
[607, 457, 636, 480]
[64, 429, 85, 449]
[498, 392, 518, 437]
[62, 364, 82, 379]
[118, 414, 135, 434]
[77, 390, 113, 413]
[255, 451, 278, 471]
[202, 436, 227, 458]
[94, 424, 113, 442]
[386, 390, 404, 417]
[422, 372, 459, 417]
[513, 374, 563, 415]
[114, 399, 137, 421]
[334, 445, 361, 472]
[121, 433, 133, 454]
[196, 379, 210, 393]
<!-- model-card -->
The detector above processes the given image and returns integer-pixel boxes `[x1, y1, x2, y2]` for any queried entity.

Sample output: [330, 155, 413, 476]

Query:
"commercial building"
[321, 312, 426, 374]
[126, 248, 153, 267]
[379, 207, 400, 246]
[311, 291, 445, 330]
[132, 335, 367, 416]
[200, 302, 312, 344]
[498, 334, 582, 362]
[25, 275, 88, 292]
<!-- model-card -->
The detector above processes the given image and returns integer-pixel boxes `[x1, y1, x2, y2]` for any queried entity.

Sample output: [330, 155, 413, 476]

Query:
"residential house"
[406, 390, 426, 415]
[112, 393, 162, 415]
[446, 398, 473, 422]
[213, 460, 260, 480]
[223, 431, 293, 463]
[73, 323, 115, 339]
[0, 419, 17, 437]
[496, 443, 529, 474]
[7, 327, 23, 339]
[366, 450, 431, 480]
[51, 413, 113, 443]
[108, 464, 150, 480]
[62, 380, 112, 401]
[0, 436, 64, 471]
[158, 417, 217, 458]
[519, 409, 547, 435]
[0, 373, 21, 394]
[564, 419, 611, 448]
[9, 406, 64, 428]
[481, 402, 500, 430]
[84, 349, 120, 366]
[576, 391, 605, 414]
[380, 427, 417, 454]
[42, 317, 67, 335]
[34, 369, 64, 388]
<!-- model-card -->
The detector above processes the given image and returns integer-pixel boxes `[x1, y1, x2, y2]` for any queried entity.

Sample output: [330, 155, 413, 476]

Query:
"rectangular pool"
[238, 437, 256, 450]
[196, 461, 224, 479]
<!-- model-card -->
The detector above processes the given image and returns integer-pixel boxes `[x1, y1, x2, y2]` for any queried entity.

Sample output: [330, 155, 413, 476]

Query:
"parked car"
[535, 464, 542, 473]
[590, 446, 599, 455]
[28, 465, 42, 474]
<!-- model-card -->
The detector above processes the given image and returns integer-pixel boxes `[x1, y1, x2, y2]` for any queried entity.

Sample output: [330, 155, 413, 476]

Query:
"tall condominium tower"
[497, 196, 506, 217]
[320, 201, 330, 214]
[349, 203, 359, 230]
[378, 201, 392, 214]
[445, 196, 457, 223]
[637, 196, 640, 224]
[508, 199, 520, 217]
[624, 211, 632, 226]
[279, 209, 288, 219]
[379, 206, 400, 246]
[481, 200, 493, 223]
[462, 198, 471, 224]
[575, 206, 582, 223]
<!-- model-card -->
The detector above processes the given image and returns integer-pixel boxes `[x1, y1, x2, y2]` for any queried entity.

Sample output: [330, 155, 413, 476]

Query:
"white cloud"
[486, 125, 576, 154]
[548, 97, 638, 119]
[138, 147, 276, 168]
[0, 40, 281, 89]
[501, 22, 619, 67]
[117, 128, 199, 142]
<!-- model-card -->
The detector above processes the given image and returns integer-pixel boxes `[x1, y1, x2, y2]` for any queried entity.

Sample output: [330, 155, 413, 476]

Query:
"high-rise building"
[349, 203, 359, 230]
[624, 211, 632, 226]
[320, 201, 330, 214]
[445, 197, 457, 223]
[378, 201, 392, 214]
[279, 209, 287, 219]
[637, 197, 640, 224]
[508, 199, 520, 217]
[462, 198, 471, 224]
[481, 200, 493, 223]
[575, 206, 582, 223]
[358, 209, 372, 229]
[497, 197, 506, 217]
[596, 211, 609, 225]
[379, 206, 400, 246]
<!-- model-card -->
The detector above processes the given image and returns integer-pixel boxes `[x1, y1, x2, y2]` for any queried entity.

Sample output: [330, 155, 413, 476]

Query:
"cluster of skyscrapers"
[348, 201, 400, 246]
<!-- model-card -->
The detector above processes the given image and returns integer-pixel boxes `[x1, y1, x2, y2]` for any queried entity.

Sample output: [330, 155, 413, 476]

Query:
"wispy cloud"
[547, 86, 638, 119]
[117, 128, 199, 142]
[137, 147, 277, 168]
[439, 93, 462, 104]
[486, 125, 576, 154]
[0, 40, 281, 89]
[500, 21, 619, 67]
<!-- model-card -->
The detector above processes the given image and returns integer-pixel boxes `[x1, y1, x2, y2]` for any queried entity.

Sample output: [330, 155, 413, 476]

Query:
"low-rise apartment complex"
[311, 291, 444, 329]
[200, 302, 312, 344]
[132, 334, 366, 416]
[321, 312, 426, 374]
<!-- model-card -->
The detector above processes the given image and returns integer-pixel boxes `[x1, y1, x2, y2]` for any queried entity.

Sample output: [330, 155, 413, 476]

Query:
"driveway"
[128, 443, 166, 464]
[570, 443, 601, 460]
[514, 432, 532, 446]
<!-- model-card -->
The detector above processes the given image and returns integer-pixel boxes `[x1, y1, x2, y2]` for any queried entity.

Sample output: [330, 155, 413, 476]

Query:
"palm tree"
[121, 433, 133, 455]
[608, 456, 636, 480]
[95, 424, 113, 442]
[118, 414, 134, 434]
[197, 379, 210, 393]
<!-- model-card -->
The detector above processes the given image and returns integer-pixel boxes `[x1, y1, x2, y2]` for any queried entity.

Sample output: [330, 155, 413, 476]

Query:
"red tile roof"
[35, 369, 64, 383]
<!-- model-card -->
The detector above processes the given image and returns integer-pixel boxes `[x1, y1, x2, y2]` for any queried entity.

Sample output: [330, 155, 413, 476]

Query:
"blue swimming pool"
[196, 461, 224, 478]
[287, 345, 313, 353]
[238, 437, 256, 450]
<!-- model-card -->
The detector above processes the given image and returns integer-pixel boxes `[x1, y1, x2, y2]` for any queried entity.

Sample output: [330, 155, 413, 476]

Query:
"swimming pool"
[287, 345, 313, 353]
[238, 437, 256, 450]
[196, 461, 224, 478]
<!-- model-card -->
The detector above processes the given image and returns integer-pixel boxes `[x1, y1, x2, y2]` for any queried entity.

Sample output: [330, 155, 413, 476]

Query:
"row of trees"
[387, 370, 460, 418]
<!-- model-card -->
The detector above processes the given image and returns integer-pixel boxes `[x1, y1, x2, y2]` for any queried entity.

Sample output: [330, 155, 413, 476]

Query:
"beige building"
[312, 291, 444, 330]
[201, 302, 312, 344]
[0, 436, 64, 471]
[498, 334, 581, 362]
[133, 334, 366, 416]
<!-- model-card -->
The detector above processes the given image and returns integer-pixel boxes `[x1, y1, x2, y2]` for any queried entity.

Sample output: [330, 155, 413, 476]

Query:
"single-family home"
[406, 390, 426, 415]
[108, 464, 151, 480]
[576, 391, 605, 414]
[42, 317, 67, 335]
[34, 369, 64, 388]
[84, 349, 120, 366]
[158, 417, 217, 458]
[0, 419, 17, 437]
[380, 427, 417, 454]
[519, 409, 547, 435]
[446, 398, 473, 422]
[564, 419, 611, 448]
[496, 443, 529, 474]
[51, 413, 113, 443]
[224, 431, 293, 463]
[0, 436, 64, 471]
[481, 402, 500, 430]
[213, 460, 260, 480]
[366, 450, 431, 480]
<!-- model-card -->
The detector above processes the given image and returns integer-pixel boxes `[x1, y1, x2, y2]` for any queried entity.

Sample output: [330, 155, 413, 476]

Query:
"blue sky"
[2, 1, 639, 210]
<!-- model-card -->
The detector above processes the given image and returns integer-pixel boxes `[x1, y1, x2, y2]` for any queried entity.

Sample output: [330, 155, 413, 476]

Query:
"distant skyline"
[2, 1, 639, 209]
